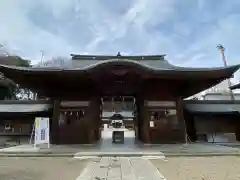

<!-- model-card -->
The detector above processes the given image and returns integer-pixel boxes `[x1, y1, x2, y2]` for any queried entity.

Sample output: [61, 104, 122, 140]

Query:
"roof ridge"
[70, 54, 166, 61]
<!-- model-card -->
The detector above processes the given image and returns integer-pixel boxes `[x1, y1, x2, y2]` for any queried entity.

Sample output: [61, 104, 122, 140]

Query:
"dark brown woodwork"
[236, 127, 240, 141]
[50, 100, 60, 144]
[184, 110, 197, 142]
[135, 96, 150, 143]
[176, 99, 187, 143]
[0, 58, 239, 144]
[140, 79, 179, 100]
[0, 60, 239, 98]
[57, 97, 101, 144]
[235, 117, 240, 141]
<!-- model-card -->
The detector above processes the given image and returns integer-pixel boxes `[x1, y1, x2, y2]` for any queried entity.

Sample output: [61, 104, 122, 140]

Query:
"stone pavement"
[77, 157, 166, 180]
[1, 129, 240, 157]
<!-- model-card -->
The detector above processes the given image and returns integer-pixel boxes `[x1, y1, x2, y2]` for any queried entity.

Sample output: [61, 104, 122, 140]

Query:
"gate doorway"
[100, 96, 137, 148]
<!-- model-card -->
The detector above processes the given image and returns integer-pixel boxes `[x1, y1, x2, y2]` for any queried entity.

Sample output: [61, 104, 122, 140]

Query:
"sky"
[0, 0, 240, 76]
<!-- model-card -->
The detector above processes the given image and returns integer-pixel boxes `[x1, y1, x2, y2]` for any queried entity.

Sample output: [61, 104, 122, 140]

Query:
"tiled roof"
[0, 58, 240, 75]
[184, 100, 240, 113]
[230, 83, 240, 90]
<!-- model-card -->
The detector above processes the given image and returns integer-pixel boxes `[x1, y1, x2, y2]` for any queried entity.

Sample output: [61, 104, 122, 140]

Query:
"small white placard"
[149, 121, 155, 127]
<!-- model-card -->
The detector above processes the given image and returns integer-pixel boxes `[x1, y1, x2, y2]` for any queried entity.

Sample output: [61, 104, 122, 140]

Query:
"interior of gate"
[101, 96, 136, 138]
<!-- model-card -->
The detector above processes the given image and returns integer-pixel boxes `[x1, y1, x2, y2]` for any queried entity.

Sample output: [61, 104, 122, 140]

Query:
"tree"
[13, 86, 33, 100]
[0, 53, 31, 100]
[10, 57, 32, 100]
[0, 75, 16, 100]
[35, 56, 70, 67]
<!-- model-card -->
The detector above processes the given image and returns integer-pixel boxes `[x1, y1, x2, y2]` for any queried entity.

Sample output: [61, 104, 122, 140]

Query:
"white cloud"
[0, 0, 177, 60]
[0, 0, 239, 75]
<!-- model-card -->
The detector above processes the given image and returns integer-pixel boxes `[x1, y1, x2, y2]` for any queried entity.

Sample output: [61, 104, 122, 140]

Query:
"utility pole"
[40, 50, 44, 65]
[216, 44, 235, 100]
[33, 50, 44, 100]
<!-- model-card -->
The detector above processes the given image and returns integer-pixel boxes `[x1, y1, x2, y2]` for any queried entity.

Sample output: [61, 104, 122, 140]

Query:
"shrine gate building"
[0, 54, 239, 144]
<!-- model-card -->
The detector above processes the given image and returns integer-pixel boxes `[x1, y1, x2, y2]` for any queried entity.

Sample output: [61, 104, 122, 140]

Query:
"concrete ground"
[151, 156, 240, 180]
[1, 129, 240, 156]
[1, 154, 240, 180]
[0, 157, 88, 180]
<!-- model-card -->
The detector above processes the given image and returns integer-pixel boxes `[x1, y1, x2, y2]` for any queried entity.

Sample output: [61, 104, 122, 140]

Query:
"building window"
[150, 110, 168, 122]
[76, 110, 84, 120]
[60, 109, 85, 125]
[59, 113, 66, 125]
[65, 111, 72, 125]
[149, 109, 178, 127]
[4, 124, 13, 132]
[167, 110, 179, 129]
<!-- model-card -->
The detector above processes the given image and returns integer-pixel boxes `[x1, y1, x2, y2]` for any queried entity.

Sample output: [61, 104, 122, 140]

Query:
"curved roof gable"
[0, 55, 239, 73]
[0, 55, 239, 98]
[0, 55, 239, 80]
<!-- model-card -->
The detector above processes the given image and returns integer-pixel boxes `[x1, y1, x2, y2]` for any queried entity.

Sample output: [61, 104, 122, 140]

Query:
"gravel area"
[0, 157, 88, 180]
[151, 156, 240, 180]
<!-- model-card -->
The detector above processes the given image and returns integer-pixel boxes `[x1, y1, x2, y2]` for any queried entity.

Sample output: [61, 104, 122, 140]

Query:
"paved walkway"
[77, 157, 166, 180]
[1, 129, 240, 157]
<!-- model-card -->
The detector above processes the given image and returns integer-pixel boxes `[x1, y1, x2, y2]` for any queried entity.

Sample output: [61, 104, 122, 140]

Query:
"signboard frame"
[34, 117, 50, 148]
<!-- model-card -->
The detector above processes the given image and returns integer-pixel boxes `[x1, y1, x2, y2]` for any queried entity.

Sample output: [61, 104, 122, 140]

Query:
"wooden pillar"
[136, 96, 150, 143]
[83, 97, 101, 143]
[185, 110, 197, 142]
[177, 99, 187, 143]
[50, 100, 60, 144]
[235, 121, 240, 141]
[142, 116, 150, 143]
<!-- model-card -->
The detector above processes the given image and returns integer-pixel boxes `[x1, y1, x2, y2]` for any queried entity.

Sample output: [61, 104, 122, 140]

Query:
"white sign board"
[149, 121, 155, 127]
[34, 117, 50, 148]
